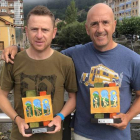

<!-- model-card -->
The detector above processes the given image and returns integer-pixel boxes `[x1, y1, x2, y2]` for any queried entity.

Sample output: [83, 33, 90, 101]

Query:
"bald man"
[2, 3, 140, 140]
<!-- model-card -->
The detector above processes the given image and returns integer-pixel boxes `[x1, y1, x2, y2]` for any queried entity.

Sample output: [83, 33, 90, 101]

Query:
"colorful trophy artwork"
[90, 83, 122, 123]
[81, 64, 122, 124]
[22, 90, 55, 134]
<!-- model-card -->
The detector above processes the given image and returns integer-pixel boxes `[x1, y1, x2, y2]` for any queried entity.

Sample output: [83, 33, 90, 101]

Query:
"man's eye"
[103, 21, 109, 25]
[90, 22, 97, 27]
[32, 29, 37, 31]
[43, 29, 47, 32]
[42, 29, 49, 32]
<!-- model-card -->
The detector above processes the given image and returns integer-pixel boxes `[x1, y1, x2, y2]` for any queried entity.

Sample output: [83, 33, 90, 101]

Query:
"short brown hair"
[26, 5, 55, 27]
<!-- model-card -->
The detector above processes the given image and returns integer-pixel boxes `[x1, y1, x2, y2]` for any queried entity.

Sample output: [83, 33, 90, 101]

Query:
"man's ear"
[25, 26, 28, 38]
[85, 23, 89, 36]
[52, 27, 57, 39]
[113, 20, 117, 33]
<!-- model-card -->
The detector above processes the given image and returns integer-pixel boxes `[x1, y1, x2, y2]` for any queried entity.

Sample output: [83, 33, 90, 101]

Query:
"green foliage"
[65, 0, 77, 24]
[56, 21, 91, 47]
[52, 9, 66, 20]
[77, 12, 87, 22]
[57, 21, 66, 31]
[115, 19, 121, 38]
[117, 17, 140, 39]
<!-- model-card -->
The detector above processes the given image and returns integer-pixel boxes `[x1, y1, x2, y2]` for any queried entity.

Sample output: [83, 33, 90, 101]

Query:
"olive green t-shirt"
[0, 50, 77, 140]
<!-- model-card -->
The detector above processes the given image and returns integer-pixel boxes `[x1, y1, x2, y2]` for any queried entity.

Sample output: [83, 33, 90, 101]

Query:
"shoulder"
[61, 42, 93, 57]
[14, 50, 27, 62]
[54, 50, 74, 64]
[117, 44, 140, 66]
[118, 44, 140, 58]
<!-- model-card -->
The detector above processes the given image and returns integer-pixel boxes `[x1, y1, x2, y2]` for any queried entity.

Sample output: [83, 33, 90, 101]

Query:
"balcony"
[119, 10, 125, 13]
[126, 1, 131, 5]
[126, 15, 131, 19]
[119, 17, 123, 21]
[125, 8, 131, 12]
[119, 3, 125, 7]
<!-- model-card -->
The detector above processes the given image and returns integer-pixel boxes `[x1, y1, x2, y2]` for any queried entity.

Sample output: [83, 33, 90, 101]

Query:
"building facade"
[0, 0, 23, 26]
[104, 0, 140, 20]
[0, 13, 16, 50]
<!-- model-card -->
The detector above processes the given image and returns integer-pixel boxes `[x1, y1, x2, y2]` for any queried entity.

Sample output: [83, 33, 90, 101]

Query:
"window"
[10, 4, 13, 7]
[1, 9, 6, 12]
[10, 10, 14, 13]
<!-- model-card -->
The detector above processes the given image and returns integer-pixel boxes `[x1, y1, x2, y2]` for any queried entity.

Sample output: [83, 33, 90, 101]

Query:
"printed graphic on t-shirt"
[20, 72, 57, 102]
[80, 64, 123, 87]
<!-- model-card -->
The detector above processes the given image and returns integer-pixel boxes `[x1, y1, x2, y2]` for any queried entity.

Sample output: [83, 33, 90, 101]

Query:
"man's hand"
[46, 116, 62, 133]
[16, 116, 32, 137]
[107, 113, 130, 130]
[1, 45, 18, 64]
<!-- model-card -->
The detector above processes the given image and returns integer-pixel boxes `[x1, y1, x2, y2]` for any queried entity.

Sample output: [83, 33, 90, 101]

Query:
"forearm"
[126, 94, 140, 121]
[0, 89, 17, 121]
[60, 92, 76, 117]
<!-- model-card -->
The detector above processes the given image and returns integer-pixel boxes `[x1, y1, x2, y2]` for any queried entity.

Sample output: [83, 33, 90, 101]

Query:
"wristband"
[17, 45, 20, 53]
[14, 114, 19, 124]
[56, 113, 65, 120]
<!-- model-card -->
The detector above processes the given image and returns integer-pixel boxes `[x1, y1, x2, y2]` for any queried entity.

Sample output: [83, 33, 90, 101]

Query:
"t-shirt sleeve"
[0, 62, 14, 91]
[131, 59, 140, 91]
[61, 46, 76, 58]
[64, 59, 77, 93]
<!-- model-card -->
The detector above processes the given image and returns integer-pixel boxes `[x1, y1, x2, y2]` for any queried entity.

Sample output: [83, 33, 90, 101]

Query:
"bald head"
[86, 3, 115, 24]
[85, 3, 117, 51]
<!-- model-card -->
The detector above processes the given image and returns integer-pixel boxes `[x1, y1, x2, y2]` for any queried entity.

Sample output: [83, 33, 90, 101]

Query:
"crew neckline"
[24, 49, 56, 61]
[91, 42, 120, 54]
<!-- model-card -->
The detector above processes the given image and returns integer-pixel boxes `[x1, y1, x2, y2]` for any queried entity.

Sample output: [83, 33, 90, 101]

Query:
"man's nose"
[97, 23, 104, 33]
[36, 30, 43, 38]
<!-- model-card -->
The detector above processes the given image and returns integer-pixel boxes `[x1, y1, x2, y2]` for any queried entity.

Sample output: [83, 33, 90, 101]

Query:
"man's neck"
[94, 41, 117, 52]
[26, 47, 54, 60]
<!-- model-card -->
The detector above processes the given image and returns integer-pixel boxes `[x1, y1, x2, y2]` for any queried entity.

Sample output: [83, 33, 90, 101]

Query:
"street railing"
[0, 113, 140, 123]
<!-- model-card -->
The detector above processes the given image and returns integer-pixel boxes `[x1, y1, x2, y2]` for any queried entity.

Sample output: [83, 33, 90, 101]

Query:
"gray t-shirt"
[62, 42, 140, 140]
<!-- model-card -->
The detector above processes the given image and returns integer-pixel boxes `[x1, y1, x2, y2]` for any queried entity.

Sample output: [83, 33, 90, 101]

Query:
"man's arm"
[0, 88, 32, 137]
[47, 92, 76, 133]
[1, 45, 24, 64]
[109, 90, 140, 130]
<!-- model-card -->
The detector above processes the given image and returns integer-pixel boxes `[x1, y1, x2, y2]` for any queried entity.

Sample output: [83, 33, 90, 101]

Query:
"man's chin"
[94, 42, 109, 50]
[96, 43, 108, 48]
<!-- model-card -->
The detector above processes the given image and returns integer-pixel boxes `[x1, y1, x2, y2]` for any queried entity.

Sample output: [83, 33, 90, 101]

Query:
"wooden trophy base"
[91, 118, 122, 124]
[25, 125, 55, 134]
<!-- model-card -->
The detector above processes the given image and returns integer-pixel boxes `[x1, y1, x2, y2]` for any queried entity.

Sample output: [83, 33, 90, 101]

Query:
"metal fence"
[0, 113, 140, 123]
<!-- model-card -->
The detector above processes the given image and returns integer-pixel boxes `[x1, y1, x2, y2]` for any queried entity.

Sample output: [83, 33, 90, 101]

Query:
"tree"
[56, 22, 91, 47]
[65, 0, 77, 24]
[57, 21, 66, 31]
[117, 17, 140, 40]
[77, 12, 87, 22]
[115, 19, 121, 38]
